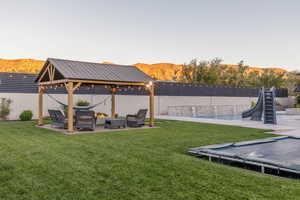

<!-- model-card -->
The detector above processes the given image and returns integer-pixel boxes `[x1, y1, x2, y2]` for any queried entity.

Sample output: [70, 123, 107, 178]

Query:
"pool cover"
[188, 136, 300, 174]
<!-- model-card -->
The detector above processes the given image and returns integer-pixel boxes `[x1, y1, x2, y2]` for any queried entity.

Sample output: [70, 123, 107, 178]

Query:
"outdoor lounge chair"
[126, 109, 148, 127]
[75, 110, 96, 131]
[48, 109, 67, 129]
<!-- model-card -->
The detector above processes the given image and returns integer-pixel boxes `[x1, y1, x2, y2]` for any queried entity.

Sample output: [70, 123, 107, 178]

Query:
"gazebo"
[35, 58, 155, 132]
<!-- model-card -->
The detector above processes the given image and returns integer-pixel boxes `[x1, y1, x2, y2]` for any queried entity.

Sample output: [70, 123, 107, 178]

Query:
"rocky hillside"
[0, 58, 287, 81]
[134, 63, 183, 81]
[0, 59, 44, 73]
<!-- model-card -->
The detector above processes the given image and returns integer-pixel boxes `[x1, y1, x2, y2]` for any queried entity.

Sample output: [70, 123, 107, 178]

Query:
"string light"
[146, 81, 153, 88]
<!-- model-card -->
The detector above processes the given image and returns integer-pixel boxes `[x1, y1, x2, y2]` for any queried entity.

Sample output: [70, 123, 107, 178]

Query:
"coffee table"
[105, 118, 127, 129]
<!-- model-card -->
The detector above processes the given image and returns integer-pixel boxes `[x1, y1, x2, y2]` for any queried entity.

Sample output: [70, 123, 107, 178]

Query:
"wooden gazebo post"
[67, 82, 74, 132]
[111, 87, 116, 118]
[37, 86, 44, 126]
[149, 82, 155, 127]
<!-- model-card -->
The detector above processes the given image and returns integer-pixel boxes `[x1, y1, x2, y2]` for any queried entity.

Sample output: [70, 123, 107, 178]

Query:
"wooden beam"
[47, 66, 52, 81]
[72, 82, 82, 92]
[67, 82, 74, 132]
[111, 87, 116, 118]
[37, 62, 51, 82]
[38, 79, 68, 86]
[38, 79, 149, 87]
[51, 65, 56, 81]
[149, 83, 155, 127]
[37, 86, 44, 126]
[69, 79, 146, 86]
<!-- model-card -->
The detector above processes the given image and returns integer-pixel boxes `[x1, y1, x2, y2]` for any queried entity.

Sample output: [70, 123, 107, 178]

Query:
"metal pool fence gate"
[168, 105, 250, 117]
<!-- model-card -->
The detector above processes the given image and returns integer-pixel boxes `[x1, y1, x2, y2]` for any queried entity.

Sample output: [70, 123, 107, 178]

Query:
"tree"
[179, 58, 224, 85]
[257, 69, 285, 88]
[179, 58, 290, 90]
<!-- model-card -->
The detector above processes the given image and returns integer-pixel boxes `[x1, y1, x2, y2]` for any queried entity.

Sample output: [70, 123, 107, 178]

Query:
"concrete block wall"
[0, 93, 292, 120]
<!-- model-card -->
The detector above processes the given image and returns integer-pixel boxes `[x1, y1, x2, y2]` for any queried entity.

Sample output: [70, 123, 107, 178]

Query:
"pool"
[197, 114, 243, 120]
[196, 113, 300, 120]
[188, 136, 300, 179]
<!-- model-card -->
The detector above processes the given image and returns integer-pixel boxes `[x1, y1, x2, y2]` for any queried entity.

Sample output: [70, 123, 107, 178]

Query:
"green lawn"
[0, 120, 300, 200]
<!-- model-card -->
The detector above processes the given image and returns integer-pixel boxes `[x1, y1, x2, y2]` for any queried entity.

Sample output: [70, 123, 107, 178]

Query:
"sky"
[0, 0, 300, 71]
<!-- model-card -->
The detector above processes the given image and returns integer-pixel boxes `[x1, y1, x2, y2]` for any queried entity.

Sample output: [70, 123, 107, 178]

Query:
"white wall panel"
[0, 93, 291, 120]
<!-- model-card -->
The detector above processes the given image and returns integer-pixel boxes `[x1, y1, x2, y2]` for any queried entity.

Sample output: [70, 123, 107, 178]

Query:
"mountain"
[0, 58, 288, 81]
[0, 59, 44, 73]
[133, 63, 183, 81]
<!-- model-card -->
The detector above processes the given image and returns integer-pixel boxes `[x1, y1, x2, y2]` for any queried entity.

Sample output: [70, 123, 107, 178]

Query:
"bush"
[0, 98, 12, 120]
[19, 110, 33, 121]
[296, 95, 300, 105]
[251, 101, 257, 107]
[76, 100, 90, 106]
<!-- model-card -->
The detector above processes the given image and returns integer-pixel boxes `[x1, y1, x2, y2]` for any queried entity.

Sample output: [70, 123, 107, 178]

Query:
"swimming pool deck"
[158, 115, 300, 137]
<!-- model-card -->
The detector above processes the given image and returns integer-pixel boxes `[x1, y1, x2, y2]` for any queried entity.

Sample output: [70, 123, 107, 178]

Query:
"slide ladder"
[263, 87, 277, 124]
[242, 87, 277, 124]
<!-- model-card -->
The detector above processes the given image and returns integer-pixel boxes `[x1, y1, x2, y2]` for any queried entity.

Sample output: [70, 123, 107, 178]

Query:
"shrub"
[296, 95, 300, 105]
[0, 98, 12, 120]
[19, 110, 33, 121]
[76, 100, 90, 106]
[251, 101, 256, 107]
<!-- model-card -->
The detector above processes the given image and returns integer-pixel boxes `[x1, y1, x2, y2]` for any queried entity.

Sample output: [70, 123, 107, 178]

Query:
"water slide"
[242, 88, 264, 121]
[242, 87, 277, 124]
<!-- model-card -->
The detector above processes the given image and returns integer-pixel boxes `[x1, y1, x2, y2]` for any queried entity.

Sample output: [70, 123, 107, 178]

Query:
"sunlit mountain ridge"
[0, 58, 287, 81]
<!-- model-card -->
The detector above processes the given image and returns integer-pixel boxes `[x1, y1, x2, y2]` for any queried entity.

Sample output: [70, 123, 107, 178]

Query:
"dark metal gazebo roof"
[35, 58, 153, 84]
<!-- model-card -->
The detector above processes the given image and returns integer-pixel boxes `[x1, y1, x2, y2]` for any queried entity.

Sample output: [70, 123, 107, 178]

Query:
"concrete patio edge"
[157, 115, 300, 137]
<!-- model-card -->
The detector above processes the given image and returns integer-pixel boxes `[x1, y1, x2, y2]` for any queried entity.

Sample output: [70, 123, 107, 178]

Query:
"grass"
[0, 120, 300, 200]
